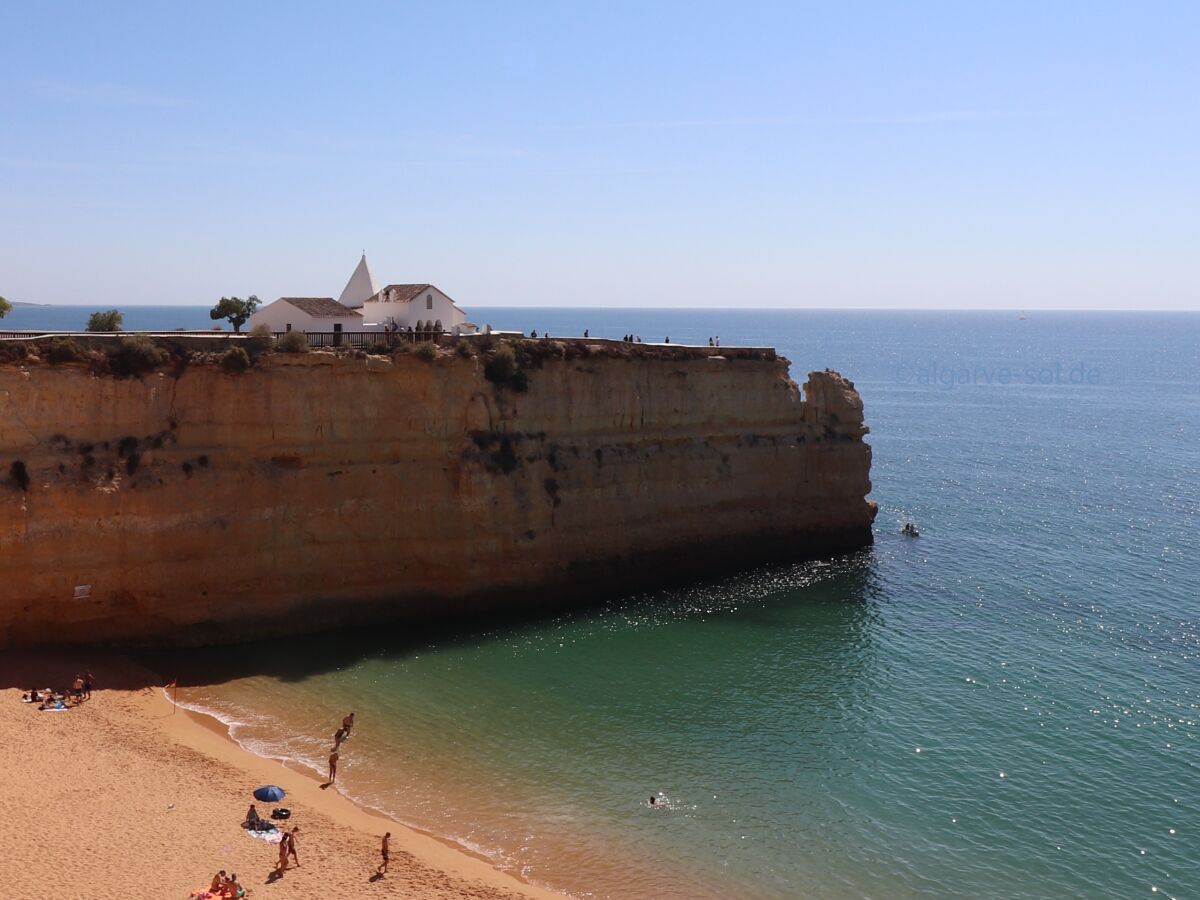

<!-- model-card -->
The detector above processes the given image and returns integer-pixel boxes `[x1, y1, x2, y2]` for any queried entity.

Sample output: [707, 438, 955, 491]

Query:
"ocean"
[36, 306, 1194, 898]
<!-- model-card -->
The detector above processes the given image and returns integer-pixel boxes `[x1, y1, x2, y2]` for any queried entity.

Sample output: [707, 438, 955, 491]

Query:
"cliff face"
[0, 347, 874, 647]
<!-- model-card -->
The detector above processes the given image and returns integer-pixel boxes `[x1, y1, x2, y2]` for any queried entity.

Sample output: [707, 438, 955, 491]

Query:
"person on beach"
[222, 873, 244, 899]
[287, 826, 300, 867]
[378, 832, 391, 874]
[209, 870, 227, 892]
[333, 726, 347, 750]
[327, 750, 339, 785]
[242, 804, 270, 832]
[71, 674, 84, 703]
[83, 671, 95, 700]
[342, 712, 355, 735]
[276, 832, 290, 872]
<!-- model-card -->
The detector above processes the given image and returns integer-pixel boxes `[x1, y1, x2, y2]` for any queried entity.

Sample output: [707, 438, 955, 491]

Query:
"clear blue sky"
[2, 2, 1197, 309]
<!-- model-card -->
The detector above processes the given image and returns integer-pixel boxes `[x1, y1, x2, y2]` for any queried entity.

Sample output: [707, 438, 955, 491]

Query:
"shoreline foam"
[0, 650, 564, 899]
[165, 687, 544, 889]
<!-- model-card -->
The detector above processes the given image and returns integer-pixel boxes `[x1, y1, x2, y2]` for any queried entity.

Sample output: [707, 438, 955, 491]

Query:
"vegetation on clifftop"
[86, 309, 124, 332]
[210, 295, 260, 333]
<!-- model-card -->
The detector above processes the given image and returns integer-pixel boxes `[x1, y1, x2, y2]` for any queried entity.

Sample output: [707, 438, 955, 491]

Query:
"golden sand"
[0, 651, 563, 899]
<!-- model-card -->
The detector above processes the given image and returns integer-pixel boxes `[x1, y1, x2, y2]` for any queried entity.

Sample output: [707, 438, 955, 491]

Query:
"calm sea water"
[121, 309, 1197, 899]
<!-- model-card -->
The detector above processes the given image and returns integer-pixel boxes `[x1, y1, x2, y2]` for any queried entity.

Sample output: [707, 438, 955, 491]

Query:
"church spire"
[337, 253, 379, 309]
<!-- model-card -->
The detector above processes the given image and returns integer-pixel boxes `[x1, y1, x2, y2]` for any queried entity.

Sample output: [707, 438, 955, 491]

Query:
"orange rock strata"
[0, 347, 875, 646]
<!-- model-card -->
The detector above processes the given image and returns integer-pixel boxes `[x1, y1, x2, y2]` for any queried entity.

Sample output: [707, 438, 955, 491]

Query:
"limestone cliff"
[0, 344, 875, 647]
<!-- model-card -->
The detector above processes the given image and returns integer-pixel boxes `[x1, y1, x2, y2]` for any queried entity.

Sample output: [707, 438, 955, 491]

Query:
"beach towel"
[245, 827, 284, 844]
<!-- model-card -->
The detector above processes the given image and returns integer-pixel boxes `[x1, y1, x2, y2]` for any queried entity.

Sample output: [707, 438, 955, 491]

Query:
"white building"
[360, 284, 468, 333]
[337, 254, 379, 309]
[249, 296, 364, 334]
[247, 256, 474, 337]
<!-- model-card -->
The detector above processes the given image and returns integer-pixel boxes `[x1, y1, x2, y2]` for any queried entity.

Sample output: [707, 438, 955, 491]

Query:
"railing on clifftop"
[272, 331, 441, 349]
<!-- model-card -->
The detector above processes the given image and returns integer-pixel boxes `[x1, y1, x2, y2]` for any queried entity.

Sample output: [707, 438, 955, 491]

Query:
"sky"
[1, 1, 1197, 309]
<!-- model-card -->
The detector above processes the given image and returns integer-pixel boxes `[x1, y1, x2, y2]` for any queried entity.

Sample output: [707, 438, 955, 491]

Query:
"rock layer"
[0, 348, 875, 647]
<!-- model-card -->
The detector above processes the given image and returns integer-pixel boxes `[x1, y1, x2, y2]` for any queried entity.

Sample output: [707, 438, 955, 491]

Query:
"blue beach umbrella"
[253, 785, 286, 802]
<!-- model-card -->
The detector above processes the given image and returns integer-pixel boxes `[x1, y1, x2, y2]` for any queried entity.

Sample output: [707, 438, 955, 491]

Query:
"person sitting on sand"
[209, 870, 227, 893]
[221, 872, 245, 898]
[242, 804, 269, 831]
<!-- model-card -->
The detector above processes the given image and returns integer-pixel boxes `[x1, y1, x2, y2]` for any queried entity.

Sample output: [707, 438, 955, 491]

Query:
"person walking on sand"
[276, 832, 291, 872]
[378, 832, 391, 874]
[287, 826, 301, 868]
[328, 749, 339, 785]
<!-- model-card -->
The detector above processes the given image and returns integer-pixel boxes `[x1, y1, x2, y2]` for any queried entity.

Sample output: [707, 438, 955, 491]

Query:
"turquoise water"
[142, 310, 1197, 899]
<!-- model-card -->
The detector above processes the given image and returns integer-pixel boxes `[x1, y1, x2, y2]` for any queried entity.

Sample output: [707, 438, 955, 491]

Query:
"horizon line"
[6, 302, 1198, 313]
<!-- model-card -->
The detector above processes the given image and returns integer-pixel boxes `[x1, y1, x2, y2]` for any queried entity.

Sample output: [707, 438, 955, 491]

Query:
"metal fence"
[272, 331, 442, 349]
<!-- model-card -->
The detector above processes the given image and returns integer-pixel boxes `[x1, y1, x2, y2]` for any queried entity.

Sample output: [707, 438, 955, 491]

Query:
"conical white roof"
[337, 253, 379, 308]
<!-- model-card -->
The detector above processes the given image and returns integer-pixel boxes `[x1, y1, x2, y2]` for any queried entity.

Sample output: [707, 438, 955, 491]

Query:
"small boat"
[901, 523, 920, 537]
[1018, 310, 1027, 320]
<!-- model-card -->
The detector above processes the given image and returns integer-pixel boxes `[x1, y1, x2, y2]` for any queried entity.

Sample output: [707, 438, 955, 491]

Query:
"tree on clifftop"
[86, 309, 124, 332]
[0, 296, 11, 319]
[210, 295, 260, 333]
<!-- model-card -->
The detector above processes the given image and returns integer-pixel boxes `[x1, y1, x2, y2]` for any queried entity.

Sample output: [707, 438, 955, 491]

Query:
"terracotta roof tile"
[279, 297, 361, 318]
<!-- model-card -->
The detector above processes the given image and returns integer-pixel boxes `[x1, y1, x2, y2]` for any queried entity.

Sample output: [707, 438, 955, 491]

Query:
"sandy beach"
[0, 651, 563, 900]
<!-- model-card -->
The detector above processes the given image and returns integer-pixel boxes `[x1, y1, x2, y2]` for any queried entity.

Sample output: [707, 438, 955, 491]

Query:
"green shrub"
[483, 344, 529, 391]
[414, 341, 439, 362]
[278, 331, 309, 353]
[0, 342, 28, 363]
[455, 338, 474, 358]
[86, 309, 123, 332]
[108, 335, 169, 377]
[485, 344, 517, 381]
[221, 346, 251, 373]
[365, 341, 390, 355]
[245, 323, 273, 358]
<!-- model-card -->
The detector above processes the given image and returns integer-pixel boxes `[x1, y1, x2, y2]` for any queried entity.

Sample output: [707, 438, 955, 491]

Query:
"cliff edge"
[0, 341, 875, 647]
